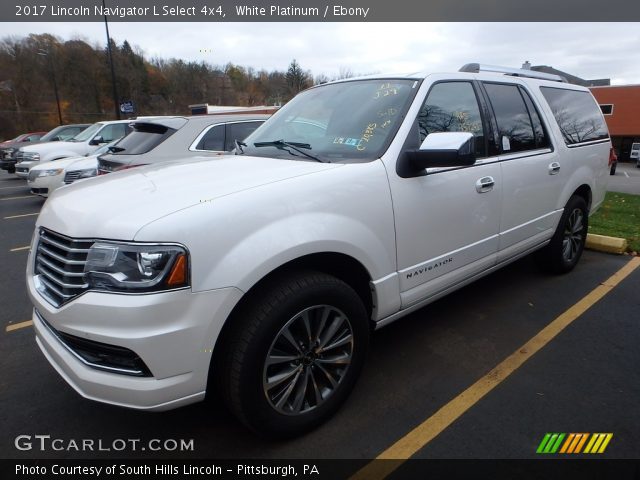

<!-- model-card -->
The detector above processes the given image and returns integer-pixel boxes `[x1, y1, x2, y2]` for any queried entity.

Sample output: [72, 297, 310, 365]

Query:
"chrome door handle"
[476, 176, 495, 193]
[548, 162, 561, 175]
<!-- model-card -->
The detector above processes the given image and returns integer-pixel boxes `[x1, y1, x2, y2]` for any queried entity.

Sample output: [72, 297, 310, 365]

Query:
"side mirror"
[408, 132, 476, 169]
[89, 135, 105, 146]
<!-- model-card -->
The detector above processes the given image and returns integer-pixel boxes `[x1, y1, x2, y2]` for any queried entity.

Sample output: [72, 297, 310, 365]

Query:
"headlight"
[35, 168, 63, 177]
[83, 242, 189, 292]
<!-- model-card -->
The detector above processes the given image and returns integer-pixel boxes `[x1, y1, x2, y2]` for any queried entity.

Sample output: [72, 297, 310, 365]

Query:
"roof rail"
[459, 63, 568, 83]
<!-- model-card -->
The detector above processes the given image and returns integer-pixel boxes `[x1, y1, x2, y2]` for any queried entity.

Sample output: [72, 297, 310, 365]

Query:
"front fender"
[135, 161, 398, 294]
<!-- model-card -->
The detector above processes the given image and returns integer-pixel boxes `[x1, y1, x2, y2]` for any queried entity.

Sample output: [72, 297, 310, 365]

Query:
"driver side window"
[418, 82, 486, 158]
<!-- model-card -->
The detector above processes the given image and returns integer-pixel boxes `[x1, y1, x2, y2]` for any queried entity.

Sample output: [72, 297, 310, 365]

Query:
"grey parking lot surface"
[609, 161, 640, 195]
[1, 171, 638, 471]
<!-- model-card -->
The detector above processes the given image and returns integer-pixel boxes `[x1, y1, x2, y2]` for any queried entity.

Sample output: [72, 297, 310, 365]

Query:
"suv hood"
[31, 154, 89, 171]
[21, 140, 81, 154]
[38, 155, 342, 240]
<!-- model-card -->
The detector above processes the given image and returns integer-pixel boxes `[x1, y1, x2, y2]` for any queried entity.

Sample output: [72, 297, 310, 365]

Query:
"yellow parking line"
[351, 256, 640, 480]
[10, 245, 30, 252]
[5, 320, 33, 332]
[1, 195, 34, 201]
[4, 212, 38, 219]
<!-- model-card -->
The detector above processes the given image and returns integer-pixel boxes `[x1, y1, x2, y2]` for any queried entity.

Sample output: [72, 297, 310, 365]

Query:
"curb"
[586, 233, 628, 255]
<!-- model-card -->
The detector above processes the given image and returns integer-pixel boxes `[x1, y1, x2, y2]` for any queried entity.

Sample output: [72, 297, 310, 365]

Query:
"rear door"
[481, 82, 563, 261]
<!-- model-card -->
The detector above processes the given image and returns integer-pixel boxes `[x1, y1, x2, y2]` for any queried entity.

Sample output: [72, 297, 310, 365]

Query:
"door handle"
[548, 162, 561, 175]
[475, 176, 495, 193]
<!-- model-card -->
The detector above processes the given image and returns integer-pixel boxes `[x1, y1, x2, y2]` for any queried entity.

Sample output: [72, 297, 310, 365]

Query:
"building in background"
[589, 86, 640, 162]
[189, 104, 279, 115]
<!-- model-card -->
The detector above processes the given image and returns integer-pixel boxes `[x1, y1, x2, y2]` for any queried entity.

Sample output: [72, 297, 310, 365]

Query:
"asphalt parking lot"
[1, 170, 639, 476]
[610, 161, 640, 195]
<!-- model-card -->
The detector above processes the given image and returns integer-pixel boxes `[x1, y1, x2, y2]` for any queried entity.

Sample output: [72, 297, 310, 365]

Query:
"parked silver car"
[97, 114, 269, 174]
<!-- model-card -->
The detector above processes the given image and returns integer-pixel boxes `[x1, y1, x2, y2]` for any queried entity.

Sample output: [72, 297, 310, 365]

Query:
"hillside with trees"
[0, 33, 316, 139]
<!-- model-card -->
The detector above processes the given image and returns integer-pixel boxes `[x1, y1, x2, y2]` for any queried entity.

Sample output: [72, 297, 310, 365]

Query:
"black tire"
[215, 271, 369, 438]
[610, 163, 616, 175]
[535, 195, 588, 274]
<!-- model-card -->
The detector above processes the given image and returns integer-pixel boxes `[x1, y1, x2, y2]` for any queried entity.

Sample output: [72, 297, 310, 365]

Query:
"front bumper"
[27, 174, 63, 197]
[15, 161, 37, 178]
[27, 271, 243, 411]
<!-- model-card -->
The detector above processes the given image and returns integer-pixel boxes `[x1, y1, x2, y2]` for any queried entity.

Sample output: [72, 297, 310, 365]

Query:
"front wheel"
[535, 195, 588, 274]
[215, 271, 369, 438]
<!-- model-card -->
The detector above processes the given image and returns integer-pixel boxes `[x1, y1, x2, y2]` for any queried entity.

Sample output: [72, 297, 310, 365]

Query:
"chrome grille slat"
[39, 234, 92, 253]
[37, 275, 76, 299]
[34, 229, 93, 307]
[64, 171, 82, 184]
[37, 264, 88, 289]
[37, 256, 87, 279]
[38, 244, 87, 266]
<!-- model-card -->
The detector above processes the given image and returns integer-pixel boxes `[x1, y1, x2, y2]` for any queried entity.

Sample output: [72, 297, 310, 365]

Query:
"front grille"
[28, 170, 38, 182]
[64, 170, 82, 184]
[34, 229, 93, 307]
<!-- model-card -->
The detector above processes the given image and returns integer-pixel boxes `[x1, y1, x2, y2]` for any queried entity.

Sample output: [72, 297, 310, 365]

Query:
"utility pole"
[37, 48, 63, 125]
[103, 0, 120, 119]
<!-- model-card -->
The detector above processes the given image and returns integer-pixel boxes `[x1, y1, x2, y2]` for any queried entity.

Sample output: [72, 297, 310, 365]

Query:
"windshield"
[70, 123, 102, 142]
[242, 79, 418, 162]
[40, 127, 64, 142]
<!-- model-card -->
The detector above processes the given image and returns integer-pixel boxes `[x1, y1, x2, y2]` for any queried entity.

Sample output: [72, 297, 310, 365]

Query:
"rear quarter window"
[540, 87, 609, 145]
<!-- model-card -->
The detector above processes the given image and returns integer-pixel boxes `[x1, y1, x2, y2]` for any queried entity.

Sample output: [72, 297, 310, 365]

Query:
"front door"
[384, 80, 502, 308]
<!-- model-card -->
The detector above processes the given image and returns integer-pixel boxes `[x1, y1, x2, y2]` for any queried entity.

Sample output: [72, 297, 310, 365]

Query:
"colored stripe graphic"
[536, 433, 565, 454]
[538, 433, 613, 454]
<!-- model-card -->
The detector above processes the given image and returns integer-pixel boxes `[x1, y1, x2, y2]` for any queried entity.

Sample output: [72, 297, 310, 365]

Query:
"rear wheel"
[216, 271, 369, 438]
[535, 195, 588, 274]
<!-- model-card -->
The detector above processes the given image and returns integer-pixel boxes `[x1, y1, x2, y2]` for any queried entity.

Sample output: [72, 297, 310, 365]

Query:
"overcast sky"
[2, 22, 639, 84]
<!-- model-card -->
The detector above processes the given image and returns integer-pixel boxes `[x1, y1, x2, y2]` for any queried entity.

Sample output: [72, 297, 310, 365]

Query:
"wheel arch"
[209, 252, 374, 388]
[572, 184, 592, 212]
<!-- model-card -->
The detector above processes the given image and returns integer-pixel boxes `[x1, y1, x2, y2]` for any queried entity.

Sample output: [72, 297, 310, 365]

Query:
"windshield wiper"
[253, 139, 327, 163]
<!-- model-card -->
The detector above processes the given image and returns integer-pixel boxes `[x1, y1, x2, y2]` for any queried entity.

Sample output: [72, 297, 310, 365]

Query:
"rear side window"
[195, 125, 225, 151]
[112, 123, 177, 155]
[224, 121, 263, 151]
[540, 87, 609, 145]
[484, 83, 538, 153]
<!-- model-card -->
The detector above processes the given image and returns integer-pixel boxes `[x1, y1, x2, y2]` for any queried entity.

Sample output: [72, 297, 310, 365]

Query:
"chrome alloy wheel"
[562, 208, 585, 263]
[262, 305, 354, 416]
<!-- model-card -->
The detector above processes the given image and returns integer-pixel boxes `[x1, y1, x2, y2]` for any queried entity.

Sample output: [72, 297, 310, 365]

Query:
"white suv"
[15, 120, 132, 178]
[27, 64, 611, 437]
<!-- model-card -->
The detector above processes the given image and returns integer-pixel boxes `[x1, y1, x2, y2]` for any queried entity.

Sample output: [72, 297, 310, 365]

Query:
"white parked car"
[27, 142, 117, 197]
[27, 64, 612, 437]
[15, 120, 132, 178]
